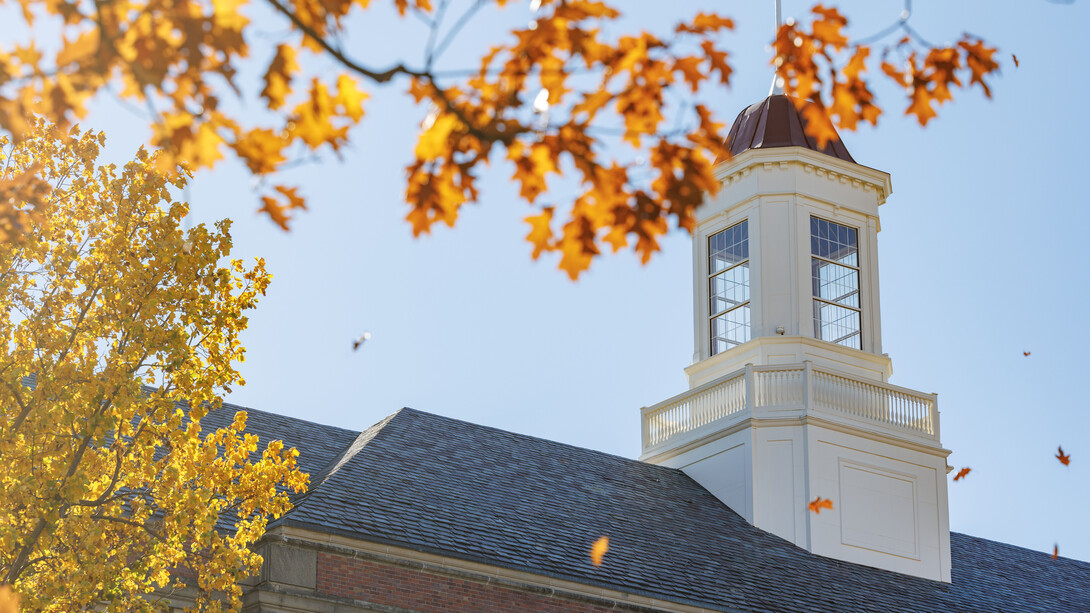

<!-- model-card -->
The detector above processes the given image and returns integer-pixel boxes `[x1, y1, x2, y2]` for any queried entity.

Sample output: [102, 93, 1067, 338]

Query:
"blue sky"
[9, 0, 1090, 563]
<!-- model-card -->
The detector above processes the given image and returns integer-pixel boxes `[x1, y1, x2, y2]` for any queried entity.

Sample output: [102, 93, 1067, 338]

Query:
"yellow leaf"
[335, 74, 368, 121]
[212, 0, 250, 30]
[233, 128, 286, 174]
[55, 29, 100, 67]
[415, 113, 459, 160]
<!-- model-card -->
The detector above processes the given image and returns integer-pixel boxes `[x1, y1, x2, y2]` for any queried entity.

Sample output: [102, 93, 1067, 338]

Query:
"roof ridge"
[283, 408, 405, 514]
[392, 407, 662, 469]
[213, 400, 360, 438]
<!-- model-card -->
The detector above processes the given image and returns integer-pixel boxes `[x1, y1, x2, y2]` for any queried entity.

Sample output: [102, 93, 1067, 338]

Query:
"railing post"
[640, 407, 650, 451]
[803, 360, 813, 413]
[930, 393, 940, 440]
[744, 363, 755, 414]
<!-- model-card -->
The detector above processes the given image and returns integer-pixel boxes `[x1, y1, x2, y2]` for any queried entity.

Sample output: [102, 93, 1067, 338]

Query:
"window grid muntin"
[810, 217, 861, 350]
[708, 220, 750, 356]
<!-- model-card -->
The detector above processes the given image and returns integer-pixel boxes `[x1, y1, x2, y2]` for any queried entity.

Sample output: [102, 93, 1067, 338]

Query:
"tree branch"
[262, 0, 428, 83]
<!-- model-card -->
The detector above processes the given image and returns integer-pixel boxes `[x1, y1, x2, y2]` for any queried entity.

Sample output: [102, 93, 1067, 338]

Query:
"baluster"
[706, 386, 713, 423]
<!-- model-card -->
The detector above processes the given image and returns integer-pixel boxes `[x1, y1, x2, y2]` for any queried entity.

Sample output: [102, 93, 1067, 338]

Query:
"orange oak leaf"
[1023, 351, 1031, 357]
[700, 40, 732, 86]
[953, 467, 971, 481]
[1012, 54, 1019, 68]
[675, 13, 734, 35]
[589, 536, 609, 567]
[673, 56, 705, 93]
[808, 496, 834, 514]
[259, 185, 308, 231]
[262, 44, 299, 110]
[524, 207, 555, 259]
[906, 86, 937, 126]
[959, 37, 1000, 98]
[1052, 544, 1059, 559]
[1056, 446, 1071, 466]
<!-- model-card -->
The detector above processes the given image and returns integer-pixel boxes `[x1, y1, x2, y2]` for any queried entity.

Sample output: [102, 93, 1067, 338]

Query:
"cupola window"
[811, 217, 861, 349]
[709, 220, 750, 355]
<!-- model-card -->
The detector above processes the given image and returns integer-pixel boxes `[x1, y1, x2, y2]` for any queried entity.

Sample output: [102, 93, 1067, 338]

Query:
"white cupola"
[640, 95, 953, 582]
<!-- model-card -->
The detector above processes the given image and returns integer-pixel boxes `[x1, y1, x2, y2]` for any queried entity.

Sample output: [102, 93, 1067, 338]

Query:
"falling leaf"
[808, 496, 834, 514]
[953, 467, 971, 481]
[1056, 446, 1071, 466]
[352, 331, 372, 351]
[0, 586, 19, 613]
[1023, 351, 1031, 357]
[1012, 54, 1019, 68]
[1052, 544, 1059, 559]
[589, 536, 609, 567]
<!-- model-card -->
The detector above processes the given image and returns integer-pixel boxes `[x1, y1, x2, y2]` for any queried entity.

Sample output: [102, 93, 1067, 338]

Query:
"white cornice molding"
[683, 335, 895, 381]
[713, 147, 893, 205]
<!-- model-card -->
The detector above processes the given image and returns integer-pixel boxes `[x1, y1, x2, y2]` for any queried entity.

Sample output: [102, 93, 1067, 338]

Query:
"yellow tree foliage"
[0, 1, 1001, 278]
[0, 119, 307, 612]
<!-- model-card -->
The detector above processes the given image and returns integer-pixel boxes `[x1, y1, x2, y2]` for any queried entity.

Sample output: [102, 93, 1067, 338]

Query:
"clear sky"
[9, 0, 1090, 564]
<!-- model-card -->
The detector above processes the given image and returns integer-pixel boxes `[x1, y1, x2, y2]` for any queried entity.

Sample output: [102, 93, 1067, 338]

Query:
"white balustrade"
[641, 362, 938, 452]
[752, 367, 805, 408]
[642, 371, 746, 448]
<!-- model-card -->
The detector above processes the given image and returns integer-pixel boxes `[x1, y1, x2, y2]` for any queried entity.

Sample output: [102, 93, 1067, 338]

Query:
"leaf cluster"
[0, 1, 1001, 277]
[0, 119, 306, 612]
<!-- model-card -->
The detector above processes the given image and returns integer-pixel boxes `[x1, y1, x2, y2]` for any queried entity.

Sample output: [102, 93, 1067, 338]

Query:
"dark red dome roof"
[724, 95, 854, 163]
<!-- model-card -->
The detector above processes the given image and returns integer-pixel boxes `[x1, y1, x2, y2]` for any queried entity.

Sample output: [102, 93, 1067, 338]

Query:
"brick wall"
[316, 551, 623, 613]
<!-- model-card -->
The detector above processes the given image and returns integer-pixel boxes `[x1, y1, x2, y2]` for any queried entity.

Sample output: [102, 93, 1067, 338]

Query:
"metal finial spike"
[769, 75, 785, 97]
[770, 0, 784, 97]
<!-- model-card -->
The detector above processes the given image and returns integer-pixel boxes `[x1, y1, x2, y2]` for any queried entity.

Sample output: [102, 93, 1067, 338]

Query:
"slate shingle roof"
[226, 405, 1090, 613]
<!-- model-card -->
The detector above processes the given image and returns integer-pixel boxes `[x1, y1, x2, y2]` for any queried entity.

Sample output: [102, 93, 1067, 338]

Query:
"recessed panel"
[762, 439, 796, 542]
[839, 460, 919, 559]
